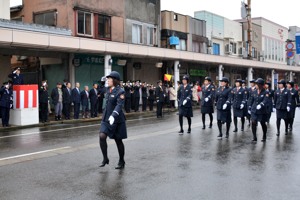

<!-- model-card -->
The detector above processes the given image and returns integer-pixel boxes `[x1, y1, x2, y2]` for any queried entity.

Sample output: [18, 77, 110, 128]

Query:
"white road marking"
[0, 116, 157, 139]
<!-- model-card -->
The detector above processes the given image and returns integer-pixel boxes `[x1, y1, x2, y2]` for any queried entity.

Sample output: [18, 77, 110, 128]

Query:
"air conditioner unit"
[207, 48, 212, 54]
[117, 59, 127, 66]
[225, 44, 233, 54]
[155, 62, 163, 68]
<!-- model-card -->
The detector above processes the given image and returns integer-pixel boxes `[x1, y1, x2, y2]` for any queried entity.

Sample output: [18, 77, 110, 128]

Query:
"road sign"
[287, 51, 295, 58]
[296, 33, 300, 54]
[286, 42, 294, 50]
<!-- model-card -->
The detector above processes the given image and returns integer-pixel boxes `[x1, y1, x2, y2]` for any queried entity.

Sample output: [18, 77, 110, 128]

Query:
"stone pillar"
[271, 70, 275, 90]
[69, 54, 75, 87]
[247, 67, 253, 87]
[104, 55, 112, 76]
[174, 61, 180, 108]
[0, 0, 10, 20]
[289, 71, 294, 81]
[218, 64, 223, 85]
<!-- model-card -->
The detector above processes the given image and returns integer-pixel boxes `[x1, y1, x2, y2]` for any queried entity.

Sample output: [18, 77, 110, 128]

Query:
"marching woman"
[200, 77, 215, 129]
[264, 82, 274, 123]
[99, 71, 127, 169]
[286, 81, 299, 132]
[215, 77, 232, 139]
[274, 79, 292, 136]
[248, 78, 269, 142]
[178, 75, 193, 135]
[232, 79, 247, 132]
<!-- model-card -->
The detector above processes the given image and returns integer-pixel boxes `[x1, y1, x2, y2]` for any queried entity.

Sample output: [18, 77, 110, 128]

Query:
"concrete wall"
[0, 0, 10, 20]
[161, 11, 189, 33]
[224, 18, 242, 42]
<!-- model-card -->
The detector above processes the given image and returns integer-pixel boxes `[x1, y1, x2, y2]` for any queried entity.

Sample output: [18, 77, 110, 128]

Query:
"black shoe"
[55, 116, 58, 121]
[209, 124, 212, 128]
[99, 159, 109, 167]
[276, 132, 280, 137]
[217, 134, 222, 139]
[241, 126, 244, 131]
[178, 130, 184, 135]
[187, 129, 191, 134]
[115, 161, 125, 169]
[252, 138, 257, 143]
[202, 126, 206, 129]
[233, 128, 238, 133]
[261, 138, 266, 142]
[225, 134, 229, 139]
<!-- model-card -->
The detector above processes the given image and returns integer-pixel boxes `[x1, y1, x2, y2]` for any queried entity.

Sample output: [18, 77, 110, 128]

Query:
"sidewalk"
[0, 107, 179, 131]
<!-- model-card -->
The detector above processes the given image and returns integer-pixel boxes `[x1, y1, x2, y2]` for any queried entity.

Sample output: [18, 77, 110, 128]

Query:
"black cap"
[265, 82, 271, 87]
[287, 81, 294, 87]
[255, 78, 265, 85]
[241, 80, 246, 84]
[14, 67, 21, 71]
[204, 76, 212, 82]
[250, 79, 256, 83]
[3, 81, 8, 85]
[56, 82, 62, 85]
[219, 77, 229, 83]
[278, 79, 286, 85]
[235, 79, 242, 83]
[106, 71, 121, 81]
[182, 75, 189, 81]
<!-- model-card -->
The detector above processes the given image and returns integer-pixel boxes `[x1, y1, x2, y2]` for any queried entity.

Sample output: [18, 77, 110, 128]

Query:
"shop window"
[34, 11, 56, 26]
[77, 11, 93, 36]
[132, 24, 143, 44]
[97, 15, 111, 40]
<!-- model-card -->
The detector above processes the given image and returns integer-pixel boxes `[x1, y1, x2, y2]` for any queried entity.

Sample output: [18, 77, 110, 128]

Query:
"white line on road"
[0, 116, 157, 140]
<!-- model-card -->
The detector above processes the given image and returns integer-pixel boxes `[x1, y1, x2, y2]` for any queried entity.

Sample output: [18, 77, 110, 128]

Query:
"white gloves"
[287, 107, 290, 112]
[108, 116, 115, 125]
[240, 104, 244, 109]
[13, 70, 17, 74]
[222, 104, 227, 110]
[248, 110, 251, 114]
[205, 97, 209, 102]
[256, 104, 262, 110]
[183, 100, 187, 105]
[5, 84, 9, 89]
[157, 100, 159, 103]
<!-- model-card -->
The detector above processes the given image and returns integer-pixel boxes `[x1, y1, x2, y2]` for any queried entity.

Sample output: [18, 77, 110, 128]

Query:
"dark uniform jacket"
[0, 87, 13, 108]
[124, 86, 132, 99]
[178, 84, 193, 107]
[288, 88, 300, 109]
[248, 89, 269, 114]
[102, 86, 126, 124]
[51, 88, 60, 105]
[141, 87, 147, 98]
[8, 73, 24, 85]
[148, 89, 155, 101]
[215, 86, 232, 111]
[265, 89, 274, 113]
[247, 87, 256, 109]
[89, 88, 99, 104]
[62, 87, 72, 104]
[155, 86, 165, 103]
[232, 87, 247, 109]
[133, 86, 140, 98]
[274, 88, 292, 110]
[201, 84, 215, 107]
[80, 90, 89, 107]
[39, 87, 49, 104]
[71, 88, 81, 104]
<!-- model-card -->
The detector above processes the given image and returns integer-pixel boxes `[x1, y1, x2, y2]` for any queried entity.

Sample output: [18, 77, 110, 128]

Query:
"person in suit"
[215, 77, 232, 139]
[72, 82, 81, 119]
[286, 81, 299, 132]
[39, 81, 49, 123]
[133, 81, 140, 112]
[8, 67, 24, 85]
[62, 82, 72, 120]
[90, 83, 99, 118]
[178, 75, 193, 134]
[81, 86, 90, 118]
[201, 76, 215, 129]
[124, 81, 132, 113]
[99, 71, 127, 170]
[248, 78, 269, 142]
[51, 82, 63, 121]
[141, 82, 148, 111]
[0, 82, 13, 127]
[155, 80, 165, 118]
[274, 79, 292, 136]
[97, 77, 106, 114]
[264, 82, 275, 124]
[148, 85, 155, 111]
[232, 79, 247, 132]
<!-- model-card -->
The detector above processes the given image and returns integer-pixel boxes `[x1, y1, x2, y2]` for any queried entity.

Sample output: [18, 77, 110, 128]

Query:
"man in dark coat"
[62, 82, 72, 120]
[124, 81, 132, 113]
[141, 82, 148, 111]
[201, 76, 215, 129]
[178, 75, 193, 134]
[133, 81, 140, 112]
[155, 80, 165, 118]
[72, 82, 81, 119]
[0, 82, 13, 127]
[39, 81, 49, 123]
[90, 83, 99, 118]
[148, 85, 155, 111]
[286, 81, 299, 132]
[8, 67, 24, 85]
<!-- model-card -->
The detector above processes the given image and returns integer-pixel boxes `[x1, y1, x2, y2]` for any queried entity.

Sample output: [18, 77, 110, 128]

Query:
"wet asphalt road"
[0, 110, 300, 200]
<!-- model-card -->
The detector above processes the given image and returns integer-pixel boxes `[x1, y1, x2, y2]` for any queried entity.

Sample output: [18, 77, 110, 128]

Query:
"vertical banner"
[296, 33, 300, 54]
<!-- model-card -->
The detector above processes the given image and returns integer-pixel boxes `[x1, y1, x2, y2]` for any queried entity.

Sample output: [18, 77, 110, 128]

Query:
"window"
[97, 15, 111, 40]
[192, 41, 200, 53]
[230, 42, 237, 54]
[34, 11, 56, 26]
[174, 14, 178, 21]
[132, 24, 143, 44]
[77, 11, 93, 36]
[147, 27, 154, 45]
[213, 43, 220, 55]
[176, 39, 187, 51]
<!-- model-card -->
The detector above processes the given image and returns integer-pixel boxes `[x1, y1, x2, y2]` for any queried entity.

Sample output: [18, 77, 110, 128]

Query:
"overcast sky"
[10, 0, 300, 27]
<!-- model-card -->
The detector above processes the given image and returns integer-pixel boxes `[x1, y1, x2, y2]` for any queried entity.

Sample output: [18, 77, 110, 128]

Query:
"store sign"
[296, 33, 300, 54]
[189, 69, 207, 77]
[74, 54, 105, 64]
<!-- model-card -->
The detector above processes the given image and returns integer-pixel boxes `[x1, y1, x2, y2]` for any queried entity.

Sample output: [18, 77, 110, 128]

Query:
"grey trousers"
[55, 102, 63, 116]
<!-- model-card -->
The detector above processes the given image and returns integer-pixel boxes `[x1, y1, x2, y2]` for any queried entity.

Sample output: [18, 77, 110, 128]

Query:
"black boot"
[99, 159, 109, 167]
[252, 122, 257, 143]
[233, 117, 238, 132]
[217, 121, 222, 139]
[115, 160, 125, 169]
[241, 117, 245, 131]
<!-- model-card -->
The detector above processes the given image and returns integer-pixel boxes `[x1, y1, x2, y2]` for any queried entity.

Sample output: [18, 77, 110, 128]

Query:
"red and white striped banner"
[13, 85, 38, 109]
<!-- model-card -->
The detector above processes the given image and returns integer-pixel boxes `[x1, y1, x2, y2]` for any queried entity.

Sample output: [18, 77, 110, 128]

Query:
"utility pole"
[247, 0, 252, 59]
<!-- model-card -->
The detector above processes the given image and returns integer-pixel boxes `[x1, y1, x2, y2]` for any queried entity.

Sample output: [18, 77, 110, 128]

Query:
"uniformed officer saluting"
[232, 79, 247, 132]
[274, 79, 292, 136]
[178, 75, 193, 135]
[0, 82, 13, 127]
[8, 67, 24, 85]
[99, 71, 127, 170]
[201, 76, 215, 129]
[248, 78, 269, 142]
[286, 81, 299, 132]
[215, 77, 232, 139]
